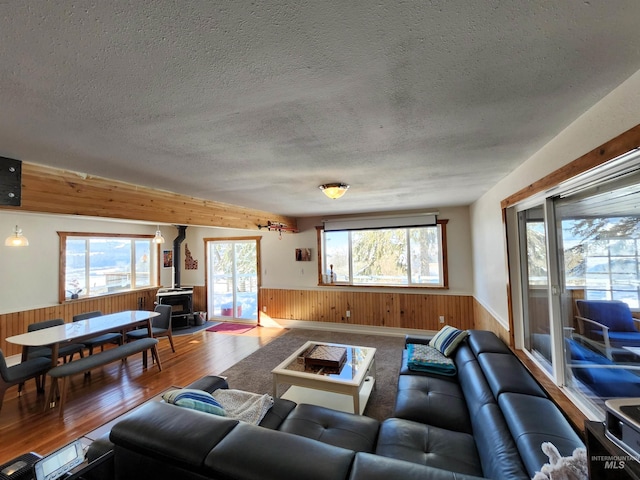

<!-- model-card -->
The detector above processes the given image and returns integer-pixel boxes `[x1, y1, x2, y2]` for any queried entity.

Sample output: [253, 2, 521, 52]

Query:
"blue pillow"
[429, 325, 468, 356]
[162, 388, 225, 412]
[175, 397, 226, 416]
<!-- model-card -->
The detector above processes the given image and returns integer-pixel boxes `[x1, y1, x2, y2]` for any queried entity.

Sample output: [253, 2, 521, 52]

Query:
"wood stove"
[156, 287, 193, 329]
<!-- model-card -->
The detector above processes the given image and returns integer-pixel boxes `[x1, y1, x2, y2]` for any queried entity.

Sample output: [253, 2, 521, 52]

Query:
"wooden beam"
[501, 123, 640, 209]
[1, 163, 297, 231]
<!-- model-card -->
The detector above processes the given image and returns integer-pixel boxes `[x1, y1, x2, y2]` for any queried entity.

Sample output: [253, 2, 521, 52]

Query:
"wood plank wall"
[0, 286, 208, 357]
[0, 289, 157, 357]
[259, 288, 474, 331]
[473, 299, 510, 345]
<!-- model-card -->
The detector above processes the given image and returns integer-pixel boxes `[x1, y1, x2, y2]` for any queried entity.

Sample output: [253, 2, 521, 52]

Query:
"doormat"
[206, 322, 256, 334]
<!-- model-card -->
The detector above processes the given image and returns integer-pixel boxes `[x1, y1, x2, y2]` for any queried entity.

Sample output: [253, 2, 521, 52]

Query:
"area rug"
[207, 322, 257, 334]
[172, 321, 219, 337]
[218, 329, 404, 422]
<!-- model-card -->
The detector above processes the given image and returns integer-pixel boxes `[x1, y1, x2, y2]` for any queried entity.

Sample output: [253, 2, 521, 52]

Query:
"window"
[59, 232, 158, 302]
[319, 221, 448, 287]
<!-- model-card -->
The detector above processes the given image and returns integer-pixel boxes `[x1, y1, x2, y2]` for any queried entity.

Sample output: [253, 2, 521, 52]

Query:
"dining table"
[5, 310, 162, 409]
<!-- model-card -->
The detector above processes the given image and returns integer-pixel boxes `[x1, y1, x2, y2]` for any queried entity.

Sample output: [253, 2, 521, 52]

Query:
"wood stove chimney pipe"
[173, 225, 187, 287]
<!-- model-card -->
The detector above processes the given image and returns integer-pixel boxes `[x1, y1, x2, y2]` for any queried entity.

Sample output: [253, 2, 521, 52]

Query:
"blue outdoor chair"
[575, 299, 640, 359]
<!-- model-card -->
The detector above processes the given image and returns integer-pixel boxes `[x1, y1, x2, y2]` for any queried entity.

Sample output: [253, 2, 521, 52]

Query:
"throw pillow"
[429, 325, 469, 356]
[162, 388, 225, 411]
[175, 397, 226, 416]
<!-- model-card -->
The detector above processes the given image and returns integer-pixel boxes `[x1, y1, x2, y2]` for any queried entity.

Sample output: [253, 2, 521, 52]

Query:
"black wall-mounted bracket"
[0, 156, 22, 206]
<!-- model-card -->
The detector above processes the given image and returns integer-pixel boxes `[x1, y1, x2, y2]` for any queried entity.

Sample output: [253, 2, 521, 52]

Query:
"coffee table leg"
[273, 375, 279, 398]
[353, 390, 360, 415]
[370, 358, 377, 389]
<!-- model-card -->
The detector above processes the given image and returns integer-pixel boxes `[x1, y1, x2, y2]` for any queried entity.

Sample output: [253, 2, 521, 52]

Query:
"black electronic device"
[0, 452, 41, 480]
[32, 441, 84, 480]
[605, 398, 640, 459]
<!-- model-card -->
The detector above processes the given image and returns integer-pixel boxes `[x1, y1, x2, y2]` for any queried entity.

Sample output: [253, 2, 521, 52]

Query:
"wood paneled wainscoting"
[0, 289, 159, 357]
[259, 288, 474, 331]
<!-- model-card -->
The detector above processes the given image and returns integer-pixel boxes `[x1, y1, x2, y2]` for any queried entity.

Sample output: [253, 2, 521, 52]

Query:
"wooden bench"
[47, 338, 161, 416]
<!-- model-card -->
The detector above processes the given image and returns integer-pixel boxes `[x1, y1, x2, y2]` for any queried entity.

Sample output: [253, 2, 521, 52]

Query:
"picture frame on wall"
[163, 250, 173, 268]
[295, 248, 312, 261]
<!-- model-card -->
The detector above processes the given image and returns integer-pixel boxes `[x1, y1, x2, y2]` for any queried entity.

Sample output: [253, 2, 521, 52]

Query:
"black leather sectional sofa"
[86, 330, 584, 480]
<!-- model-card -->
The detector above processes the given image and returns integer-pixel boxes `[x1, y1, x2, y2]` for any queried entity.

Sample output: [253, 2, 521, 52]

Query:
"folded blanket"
[212, 388, 274, 425]
[406, 343, 457, 376]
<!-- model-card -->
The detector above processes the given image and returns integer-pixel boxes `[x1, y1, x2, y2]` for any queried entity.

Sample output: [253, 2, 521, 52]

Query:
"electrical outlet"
[439, 315, 445, 323]
[346, 310, 351, 318]
[262, 306, 267, 313]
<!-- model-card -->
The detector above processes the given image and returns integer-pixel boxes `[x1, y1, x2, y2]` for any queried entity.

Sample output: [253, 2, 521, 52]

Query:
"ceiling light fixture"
[5, 225, 29, 247]
[153, 226, 165, 244]
[319, 183, 350, 199]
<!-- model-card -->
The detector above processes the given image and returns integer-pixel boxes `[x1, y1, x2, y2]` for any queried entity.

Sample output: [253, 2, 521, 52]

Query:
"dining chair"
[0, 348, 51, 412]
[72, 310, 123, 355]
[126, 304, 175, 352]
[26, 319, 86, 363]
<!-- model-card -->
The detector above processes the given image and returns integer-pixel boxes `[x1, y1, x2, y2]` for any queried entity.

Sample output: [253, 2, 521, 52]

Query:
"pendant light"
[153, 225, 165, 244]
[5, 225, 29, 247]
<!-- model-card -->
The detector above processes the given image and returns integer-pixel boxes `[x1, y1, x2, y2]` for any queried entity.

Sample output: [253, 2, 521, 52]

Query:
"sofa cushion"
[375, 418, 483, 477]
[477, 352, 546, 398]
[394, 374, 471, 433]
[498, 393, 586, 478]
[278, 403, 380, 453]
[349, 453, 488, 480]
[456, 358, 496, 417]
[206, 421, 356, 480]
[471, 402, 529, 480]
[452, 342, 476, 368]
[467, 329, 512, 356]
[429, 326, 469, 356]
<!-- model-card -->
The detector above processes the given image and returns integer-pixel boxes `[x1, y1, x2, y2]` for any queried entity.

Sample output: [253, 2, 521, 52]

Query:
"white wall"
[0, 212, 160, 314]
[471, 68, 640, 328]
[0, 205, 473, 315]
[165, 206, 474, 295]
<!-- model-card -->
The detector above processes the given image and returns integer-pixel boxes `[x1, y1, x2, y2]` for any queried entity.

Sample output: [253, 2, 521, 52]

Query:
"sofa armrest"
[404, 334, 432, 348]
[184, 375, 229, 393]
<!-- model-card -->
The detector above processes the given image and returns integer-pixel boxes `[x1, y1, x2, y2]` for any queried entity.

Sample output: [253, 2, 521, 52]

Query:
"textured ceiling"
[1, 1, 640, 218]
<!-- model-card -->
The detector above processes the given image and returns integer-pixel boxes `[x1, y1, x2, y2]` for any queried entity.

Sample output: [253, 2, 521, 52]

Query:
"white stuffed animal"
[532, 442, 588, 480]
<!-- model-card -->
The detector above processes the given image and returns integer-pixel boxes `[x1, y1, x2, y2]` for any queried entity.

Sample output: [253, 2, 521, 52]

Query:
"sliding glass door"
[512, 152, 640, 419]
[206, 238, 260, 322]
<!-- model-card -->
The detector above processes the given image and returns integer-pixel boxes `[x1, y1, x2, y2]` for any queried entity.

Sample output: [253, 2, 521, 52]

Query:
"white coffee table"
[271, 341, 376, 415]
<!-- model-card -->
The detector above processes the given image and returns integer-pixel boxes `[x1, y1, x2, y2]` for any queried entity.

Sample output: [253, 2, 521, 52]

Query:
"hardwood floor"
[0, 325, 287, 465]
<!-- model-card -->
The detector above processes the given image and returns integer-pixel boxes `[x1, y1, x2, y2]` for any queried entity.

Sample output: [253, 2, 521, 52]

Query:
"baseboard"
[270, 318, 436, 338]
